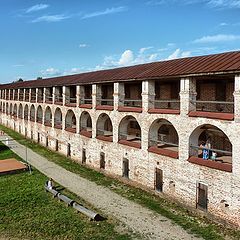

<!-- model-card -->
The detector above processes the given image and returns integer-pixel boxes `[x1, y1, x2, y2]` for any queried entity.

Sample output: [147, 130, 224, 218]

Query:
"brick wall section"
[0, 77, 240, 227]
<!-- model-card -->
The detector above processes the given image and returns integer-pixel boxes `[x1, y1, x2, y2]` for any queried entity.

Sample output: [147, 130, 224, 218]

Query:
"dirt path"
[1, 135, 202, 240]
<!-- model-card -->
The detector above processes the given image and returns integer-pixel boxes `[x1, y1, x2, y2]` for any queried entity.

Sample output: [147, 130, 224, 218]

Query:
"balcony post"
[92, 84, 97, 109]
[23, 89, 26, 101]
[96, 84, 102, 106]
[234, 74, 240, 123]
[113, 82, 124, 111]
[29, 89, 32, 102]
[180, 78, 196, 116]
[63, 86, 66, 106]
[17, 89, 20, 101]
[142, 80, 155, 112]
[52, 87, 56, 104]
[35, 88, 39, 102]
[79, 86, 85, 105]
[76, 86, 80, 107]
[43, 88, 47, 103]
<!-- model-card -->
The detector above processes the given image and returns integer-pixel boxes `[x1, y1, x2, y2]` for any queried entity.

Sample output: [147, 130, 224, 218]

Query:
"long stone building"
[0, 51, 240, 227]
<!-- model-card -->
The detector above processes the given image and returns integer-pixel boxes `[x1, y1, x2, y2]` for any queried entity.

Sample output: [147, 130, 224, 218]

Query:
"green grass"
[1, 124, 240, 240]
[0, 142, 132, 240]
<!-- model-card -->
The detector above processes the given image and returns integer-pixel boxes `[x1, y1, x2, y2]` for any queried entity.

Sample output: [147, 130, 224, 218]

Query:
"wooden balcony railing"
[45, 96, 53, 103]
[80, 98, 92, 105]
[96, 129, 113, 142]
[80, 127, 92, 138]
[124, 99, 142, 108]
[189, 145, 232, 172]
[191, 100, 234, 113]
[118, 133, 141, 148]
[148, 139, 179, 158]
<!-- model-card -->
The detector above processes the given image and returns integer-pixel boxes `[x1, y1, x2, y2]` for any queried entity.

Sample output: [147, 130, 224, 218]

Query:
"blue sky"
[0, 0, 240, 83]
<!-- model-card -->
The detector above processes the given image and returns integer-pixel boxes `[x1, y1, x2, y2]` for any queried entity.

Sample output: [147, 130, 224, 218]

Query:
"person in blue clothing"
[200, 141, 209, 160]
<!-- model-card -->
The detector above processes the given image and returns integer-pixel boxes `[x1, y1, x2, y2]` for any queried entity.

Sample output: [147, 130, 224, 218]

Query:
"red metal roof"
[1, 50, 240, 89]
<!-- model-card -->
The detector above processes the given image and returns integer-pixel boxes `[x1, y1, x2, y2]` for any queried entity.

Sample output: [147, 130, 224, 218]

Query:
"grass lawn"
[0, 141, 132, 240]
[0, 124, 240, 240]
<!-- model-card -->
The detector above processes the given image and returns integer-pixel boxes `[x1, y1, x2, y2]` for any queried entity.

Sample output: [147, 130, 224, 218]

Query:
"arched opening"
[30, 105, 35, 121]
[96, 113, 113, 142]
[54, 108, 62, 129]
[18, 104, 23, 119]
[0, 102, 2, 112]
[65, 110, 76, 133]
[80, 111, 92, 138]
[13, 104, 17, 118]
[189, 124, 232, 172]
[6, 103, 9, 115]
[36, 105, 43, 123]
[148, 119, 179, 158]
[3, 102, 5, 113]
[24, 105, 29, 121]
[44, 106, 52, 127]
[9, 103, 13, 115]
[118, 116, 141, 148]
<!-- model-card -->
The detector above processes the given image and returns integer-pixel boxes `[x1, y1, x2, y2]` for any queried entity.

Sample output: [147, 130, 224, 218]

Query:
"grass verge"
[0, 124, 240, 240]
[0, 141, 132, 240]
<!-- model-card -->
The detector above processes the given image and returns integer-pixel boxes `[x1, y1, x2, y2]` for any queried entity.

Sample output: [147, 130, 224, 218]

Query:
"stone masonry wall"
[0, 99, 239, 227]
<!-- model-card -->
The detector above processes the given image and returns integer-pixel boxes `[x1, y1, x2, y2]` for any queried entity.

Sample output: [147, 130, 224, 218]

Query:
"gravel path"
[1, 135, 202, 240]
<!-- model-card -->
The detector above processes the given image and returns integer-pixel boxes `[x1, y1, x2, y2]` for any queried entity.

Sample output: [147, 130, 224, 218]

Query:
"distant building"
[1, 51, 240, 227]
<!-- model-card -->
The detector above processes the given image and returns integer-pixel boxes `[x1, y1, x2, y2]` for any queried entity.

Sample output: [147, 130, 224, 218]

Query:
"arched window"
[118, 116, 141, 148]
[148, 119, 179, 158]
[13, 104, 17, 118]
[44, 106, 52, 127]
[24, 105, 29, 120]
[36, 105, 43, 123]
[30, 105, 35, 121]
[9, 103, 13, 115]
[18, 104, 23, 119]
[96, 113, 113, 142]
[80, 111, 92, 138]
[54, 107, 62, 129]
[65, 110, 76, 133]
[6, 103, 9, 115]
[3, 102, 5, 113]
[189, 124, 232, 172]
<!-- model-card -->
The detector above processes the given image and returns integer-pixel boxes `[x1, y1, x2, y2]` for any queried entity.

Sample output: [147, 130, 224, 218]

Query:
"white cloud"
[119, 50, 134, 65]
[12, 64, 24, 67]
[63, 68, 85, 75]
[139, 46, 153, 54]
[146, 0, 166, 6]
[219, 22, 228, 26]
[41, 67, 61, 77]
[207, 0, 240, 9]
[82, 6, 128, 19]
[79, 43, 89, 48]
[146, 0, 240, 9]
[193, 34, 240, 43]
[167, 49, 191, 60]
[26, 4, 49, 13]
[96, 47, 162, 69]
[32, 14, 70, 23]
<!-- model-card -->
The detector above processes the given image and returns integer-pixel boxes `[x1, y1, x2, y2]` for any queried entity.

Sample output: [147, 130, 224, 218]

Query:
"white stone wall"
[0, 78, 240, 227]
